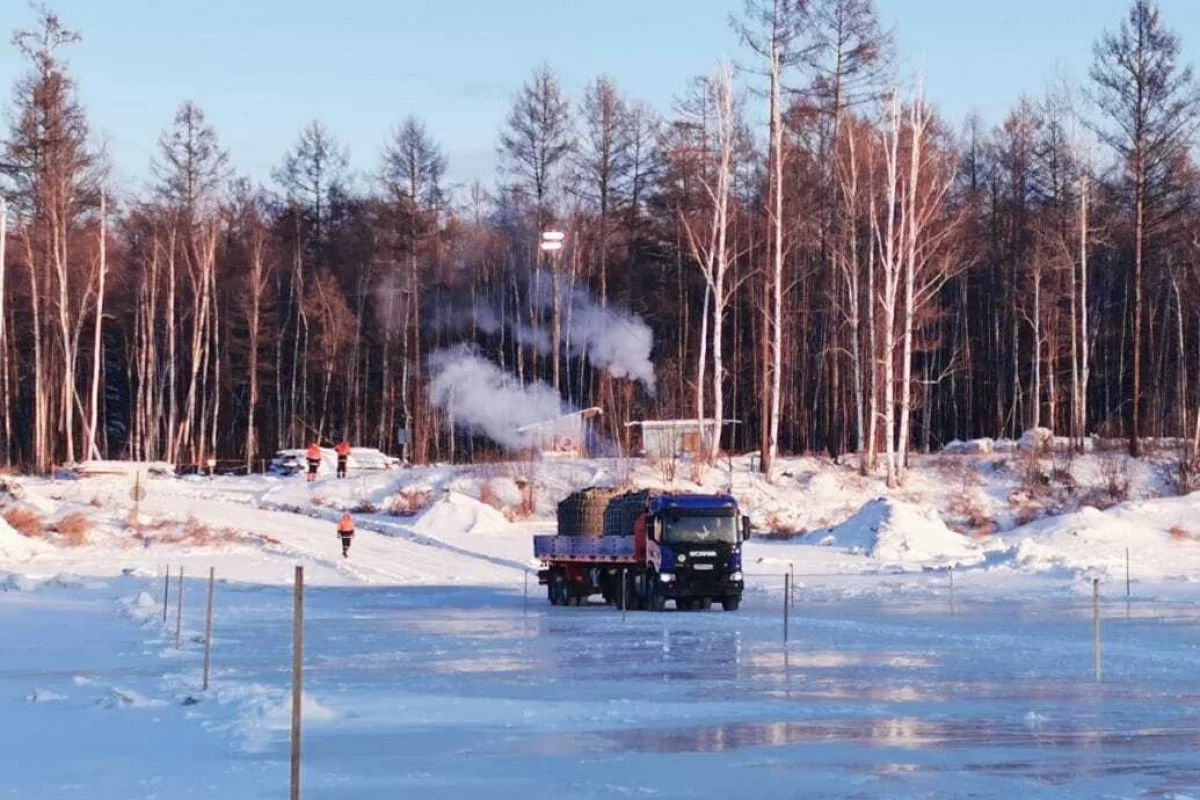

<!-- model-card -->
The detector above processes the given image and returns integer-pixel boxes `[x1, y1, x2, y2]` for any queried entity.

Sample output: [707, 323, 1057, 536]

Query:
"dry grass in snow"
[1169, 524, 1200, 543]
[50, 512, 92, 546]
[3, 505, 44, 538]
[132, 516, 261, 547]
[388, 488, 430, 517]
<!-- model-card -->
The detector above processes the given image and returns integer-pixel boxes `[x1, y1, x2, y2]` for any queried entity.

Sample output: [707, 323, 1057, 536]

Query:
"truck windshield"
[665, 514, 738, 544]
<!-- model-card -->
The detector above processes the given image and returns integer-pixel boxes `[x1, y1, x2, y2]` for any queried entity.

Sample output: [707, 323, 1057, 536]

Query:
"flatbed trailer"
[533, 535, 638, 563]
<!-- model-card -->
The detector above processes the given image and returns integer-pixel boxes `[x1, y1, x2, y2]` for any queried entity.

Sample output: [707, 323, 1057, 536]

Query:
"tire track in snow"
[257, 485, 530, 576]
[251, 533, 417, 585]
[126, 483, 453, 585]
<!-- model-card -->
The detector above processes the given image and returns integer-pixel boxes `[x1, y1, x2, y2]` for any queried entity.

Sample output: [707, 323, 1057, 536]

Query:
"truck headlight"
[730, 572, 743, 581]
[660, 573, 675, 583]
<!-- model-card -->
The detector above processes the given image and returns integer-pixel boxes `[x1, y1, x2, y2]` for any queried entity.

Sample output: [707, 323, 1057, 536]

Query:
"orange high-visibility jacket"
[337, 513, 355, 534]
[335, 441, 351, 457]
[306, 444, 321, 461]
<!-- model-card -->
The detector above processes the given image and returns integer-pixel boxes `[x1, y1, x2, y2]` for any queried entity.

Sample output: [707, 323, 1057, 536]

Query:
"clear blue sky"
[1, 0, 1197, 197]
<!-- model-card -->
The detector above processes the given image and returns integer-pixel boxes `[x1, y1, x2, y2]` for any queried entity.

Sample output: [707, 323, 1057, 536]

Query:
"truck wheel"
[721, 596, 741, 611]
[616, 578, 631, 610]
[548, 583, 565, 606]
[645, 577, 666, 612]
[626, 573, 644, 611]
[677, 599, 693, 611]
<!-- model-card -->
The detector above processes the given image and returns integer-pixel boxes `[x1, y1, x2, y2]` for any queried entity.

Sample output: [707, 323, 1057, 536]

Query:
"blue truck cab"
[644, 494, 746, 610]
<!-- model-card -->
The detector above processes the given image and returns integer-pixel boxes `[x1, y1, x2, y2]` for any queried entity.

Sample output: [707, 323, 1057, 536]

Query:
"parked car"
[268, 447, 401, 477]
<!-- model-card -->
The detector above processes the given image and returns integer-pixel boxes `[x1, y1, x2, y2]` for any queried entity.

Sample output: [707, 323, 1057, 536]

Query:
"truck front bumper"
[659, 573, 743, 598]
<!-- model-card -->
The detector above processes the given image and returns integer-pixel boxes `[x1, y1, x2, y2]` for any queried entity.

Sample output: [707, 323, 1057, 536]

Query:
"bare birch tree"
[677, 65, 739, 463]
[1090, 0, 1200, 456]
[734, 0, 810, 478]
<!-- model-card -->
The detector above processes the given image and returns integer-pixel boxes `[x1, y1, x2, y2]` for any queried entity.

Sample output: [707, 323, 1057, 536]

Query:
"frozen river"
[5, 576, 1200, 799]
[222, 582, 1200, 799]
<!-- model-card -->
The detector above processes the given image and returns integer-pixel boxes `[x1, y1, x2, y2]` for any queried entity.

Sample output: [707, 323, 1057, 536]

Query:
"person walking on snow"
[335, 439, 351, 479]
[305, 441, 322, 482]
[337, 511, 355, 558]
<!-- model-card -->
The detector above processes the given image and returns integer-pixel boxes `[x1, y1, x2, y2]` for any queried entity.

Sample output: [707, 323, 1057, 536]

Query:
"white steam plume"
[427, 346, 568, 451]
[557, 288, 655, 390]
[426, 280, 657, 393]
[528, 276, 655, 391]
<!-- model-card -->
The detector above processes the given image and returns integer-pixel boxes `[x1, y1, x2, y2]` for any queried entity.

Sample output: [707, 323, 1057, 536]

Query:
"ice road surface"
[3, 574, 1200, 800]
[4, 453, 1200, 798]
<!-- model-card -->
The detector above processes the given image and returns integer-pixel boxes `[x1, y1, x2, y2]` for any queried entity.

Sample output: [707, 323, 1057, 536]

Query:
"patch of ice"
[2, 573, 42, 592]
[239, 691, 338, 753]
[49, 574, 89, 590]
[95, 687, 169, 709]
[1024, 711, 1049, 728]
[25, 688, 67, 703]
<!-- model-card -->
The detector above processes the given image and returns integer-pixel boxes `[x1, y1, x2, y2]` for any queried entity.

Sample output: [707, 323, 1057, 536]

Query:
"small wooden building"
[624, 419, 738, 458]
[516, 407, 603, 457]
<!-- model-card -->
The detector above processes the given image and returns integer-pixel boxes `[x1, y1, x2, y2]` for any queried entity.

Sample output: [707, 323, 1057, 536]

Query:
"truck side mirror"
[652, 518, 663, 543]
[742, 515, 752, 541]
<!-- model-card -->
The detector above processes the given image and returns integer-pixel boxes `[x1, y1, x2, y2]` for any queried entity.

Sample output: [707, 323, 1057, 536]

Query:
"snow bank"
[413, 491, 512, 537]
[120, 591, 161, 622]
[0, 517, 51, 562]
[74, 460, 176, 478]
[1018, 428, 1054, 452]
[810, 498, 981, 565]
[943, 438, 994, 455]
[1003, 493, 1200, 581]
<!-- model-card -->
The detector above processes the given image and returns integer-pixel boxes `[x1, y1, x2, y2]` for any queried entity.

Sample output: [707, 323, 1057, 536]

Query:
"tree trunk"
[865, 206, 878, 476]
[1031, 265, 1042, 430]
[166, 228, 179, 464]
[1079, 175, 1091, 450]
[767, 42, 784, 477]
[246, 239, 263, 471]
[896, 100, 922, 485]
[86, 193, 107, 461]
[878, 95, 902, 488]
[696, 282, 710, 433]
[1131, 161, 1145, 457]
[551, 250, 562, 393]
[21, 230, 49, 471]
[0, 197, 8, 464]
[52, 194, 76, 465]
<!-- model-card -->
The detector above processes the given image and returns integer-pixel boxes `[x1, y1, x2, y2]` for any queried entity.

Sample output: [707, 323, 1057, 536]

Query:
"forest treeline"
[2, 0, 1200, 484]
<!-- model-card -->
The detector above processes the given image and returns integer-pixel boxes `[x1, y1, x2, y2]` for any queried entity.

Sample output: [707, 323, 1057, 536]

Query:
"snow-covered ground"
[4, 449, 1200, 798]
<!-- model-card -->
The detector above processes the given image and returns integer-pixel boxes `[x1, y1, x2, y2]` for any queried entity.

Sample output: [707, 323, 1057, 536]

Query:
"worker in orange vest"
[335, 439, 351, 479]
[305, 441, 322, 482]
[337, 511, 355, 558]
